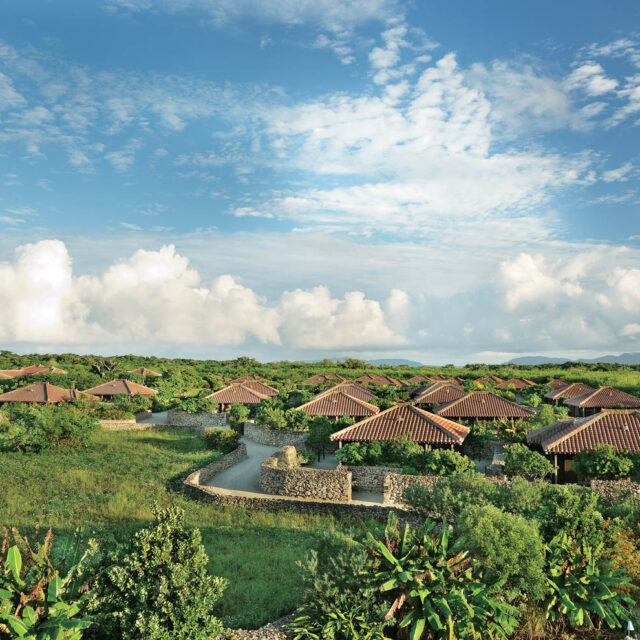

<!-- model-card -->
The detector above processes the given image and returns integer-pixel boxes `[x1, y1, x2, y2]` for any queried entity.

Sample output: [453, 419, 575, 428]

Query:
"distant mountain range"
[365, 358, 424, 367]
[504, 352, 640, 365]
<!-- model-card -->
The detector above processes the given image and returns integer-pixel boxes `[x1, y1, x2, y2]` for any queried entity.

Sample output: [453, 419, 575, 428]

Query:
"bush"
[89, 505, 226, 640]
[112, 393, 152, 415]
[365, 514, 520, 640]
[503, 443, 553, 480]
[203, 428, 240, 454]
[415, 448, 475, 476]
[255, 404, 287, 430]
[573, 444, 634, 480]
[403, 471, 496, 522]
[228, 403, 250, 433]
[0, 403, 99, 453]
[456, 504, 546, 603]
[289, 542, 388, 640]
[297, 449, 317, 466]
[283, 408, 310, 431]
[0, 526, 95, 639]
[544, 532, 633, 630]
[176, 396, 219, 414]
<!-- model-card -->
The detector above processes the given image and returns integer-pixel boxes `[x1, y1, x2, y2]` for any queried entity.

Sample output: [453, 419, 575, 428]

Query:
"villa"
[544, 382, 595, 406]
[563, 386, 640, 417]
[0, 382, 87, 405]
[84, 379, 158, 400]
[296, 390, 379, 420]
[435, 390, 535, 421]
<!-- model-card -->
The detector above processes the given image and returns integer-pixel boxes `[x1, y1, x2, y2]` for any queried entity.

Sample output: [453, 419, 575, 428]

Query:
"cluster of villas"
[2, 367, 640, 484]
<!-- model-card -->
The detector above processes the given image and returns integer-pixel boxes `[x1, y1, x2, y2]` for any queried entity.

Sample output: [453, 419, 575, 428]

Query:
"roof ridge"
[540, 412, 607, 452]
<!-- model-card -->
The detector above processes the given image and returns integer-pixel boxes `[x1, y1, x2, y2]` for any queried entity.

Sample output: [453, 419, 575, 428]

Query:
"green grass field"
[0, 428, 359, 628]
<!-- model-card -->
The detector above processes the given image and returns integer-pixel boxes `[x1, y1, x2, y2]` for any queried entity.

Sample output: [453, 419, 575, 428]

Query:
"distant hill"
[365, 358, 424, 367]
[505, 352, 640, 365]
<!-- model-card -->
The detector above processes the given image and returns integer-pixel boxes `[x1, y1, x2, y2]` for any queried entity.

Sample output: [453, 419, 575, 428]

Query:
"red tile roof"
[496, 378, 536, 389]
[547, 379, 569, 390]
[128, 367, 162, 377]
[475, 375, 504, 384]
[435, 391, 535, 419]
[527, 410, 640, 454]
[315, 382, 376, 403]
[205, 384, 268, 404]
[429, 375, 448, 382]
[544, 382, 595, 402]
[331, 404, 469, 445]
[302, 374, 347, 385]
[406, 375, 433, 385]
[0, 383, 87, 404]
[296, 391, 379, 418]
[414, 382, 466, 405]
[354, 374, 405, 386]
[229, 375, 266, 384]
[240, 380, 279, 397]
[84, 379, 158, 397]
[0, 365, 67, 379]
[564, 386, 640, 409]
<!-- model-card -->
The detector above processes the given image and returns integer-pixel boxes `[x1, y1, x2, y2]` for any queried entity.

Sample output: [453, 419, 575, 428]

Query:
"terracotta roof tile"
[240, 380, 279, 397]
[315, 382, 376, 403]
[296, 391, 379, 418]
[547, 379, 569, 390]
[544, 382, 595, 402]
[414, 382, 466, 405]
[354, 374, 405, 386]
[496, 378, 536, 389]
[563, 386, 640, 409]
[406, 375, 433, 385]
[302, 374, 347, 385]
[331, 404, 469, 445]
[229, 375, 266, 384]
[128, 367, 162, 377]
[84, 379, 158, 397]
[435, 391, 535, 419]
[0, 383, 87, 404]
[527, 410, 640, 454]
[0, 365, 67, 378]
[205, 384, 268, 404]
[475, 375, 504, 384]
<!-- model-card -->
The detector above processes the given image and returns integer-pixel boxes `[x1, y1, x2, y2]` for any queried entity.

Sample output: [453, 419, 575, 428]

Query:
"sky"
[0, 0, 639, 365]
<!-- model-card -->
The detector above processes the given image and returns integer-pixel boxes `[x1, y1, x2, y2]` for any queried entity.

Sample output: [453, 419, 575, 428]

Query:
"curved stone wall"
[244, 421, 308, 447]
[259, 449, 351, 502]
[343, 465, 403, 492]
[167, 409, 229, 434]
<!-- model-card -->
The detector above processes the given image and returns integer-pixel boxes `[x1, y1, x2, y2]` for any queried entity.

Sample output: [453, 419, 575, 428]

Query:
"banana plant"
[365, 514, 519, 640]
[0, 526, 94, 639]
[544, 532, 634, 630]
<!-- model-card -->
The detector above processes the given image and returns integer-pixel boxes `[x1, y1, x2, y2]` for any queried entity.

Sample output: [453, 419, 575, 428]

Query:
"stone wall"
[244, 421, 308, 447]
[343, 465, 402, 492]
[167, 409, 229, 435]
[589, 479, 640, 500]
[186, 443, 248, 485]
[99, 419, 155, 431]
[383, 473, 441, 505]
[259, 446, 352, 502]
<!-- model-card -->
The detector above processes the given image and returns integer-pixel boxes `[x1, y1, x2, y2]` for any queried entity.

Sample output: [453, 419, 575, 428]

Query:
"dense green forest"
[2, 350, 640, 394]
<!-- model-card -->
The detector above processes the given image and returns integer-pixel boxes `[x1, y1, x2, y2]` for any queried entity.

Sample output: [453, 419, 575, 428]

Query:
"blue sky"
[0, 0, 639, 364]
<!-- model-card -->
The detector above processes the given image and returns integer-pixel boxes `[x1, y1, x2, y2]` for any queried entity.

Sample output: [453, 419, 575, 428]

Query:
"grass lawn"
[0, 428, 361, 628]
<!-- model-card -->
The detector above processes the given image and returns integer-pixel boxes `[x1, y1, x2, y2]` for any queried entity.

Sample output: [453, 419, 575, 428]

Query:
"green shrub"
[289, 543, 388, 640]
[456, 504, 546, 603]
[503, 443, 553, 480]
[283, 408, 311, 431]
[544, 532, 633, 630]
[415, 448, 475, 476]
[403, 471, 496, 522]
[112, 393, 152, 415]
[228, 403, 250, 433]
[0, 526, 95, 639]
[255, 404, 287, 430]
[297, 449, 317, 466]
[176, 396, 219, 414]
[365, 514, 520, 640]
[89, 505, 226, 640]
[0, 404, 99, 453]
[203, 428, 240, 454]
[573, 444, 634, 480]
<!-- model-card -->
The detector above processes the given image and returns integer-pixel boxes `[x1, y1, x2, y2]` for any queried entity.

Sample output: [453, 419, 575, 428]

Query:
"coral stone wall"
[185, 443, 248, 485]
[343, 465, 403, 492]
[167, 409, 229, 434]
[259, 447, 352, 502]
[99, 419, 152, 431]
[244, 421, 308, 447]
[383, 473, 441, 505]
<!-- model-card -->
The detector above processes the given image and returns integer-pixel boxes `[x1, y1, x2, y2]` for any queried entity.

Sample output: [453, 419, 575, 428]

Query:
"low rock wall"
[99, 419, 154, 431]
[343, 465, 402, 492]
[244, 421, 308, 447]
[260, 447, 352, 502]
[383, 473, 441, 505]
[589, 479, 640, 500]
[186, 443, 248, 485]
[167, 409, 229, 432]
